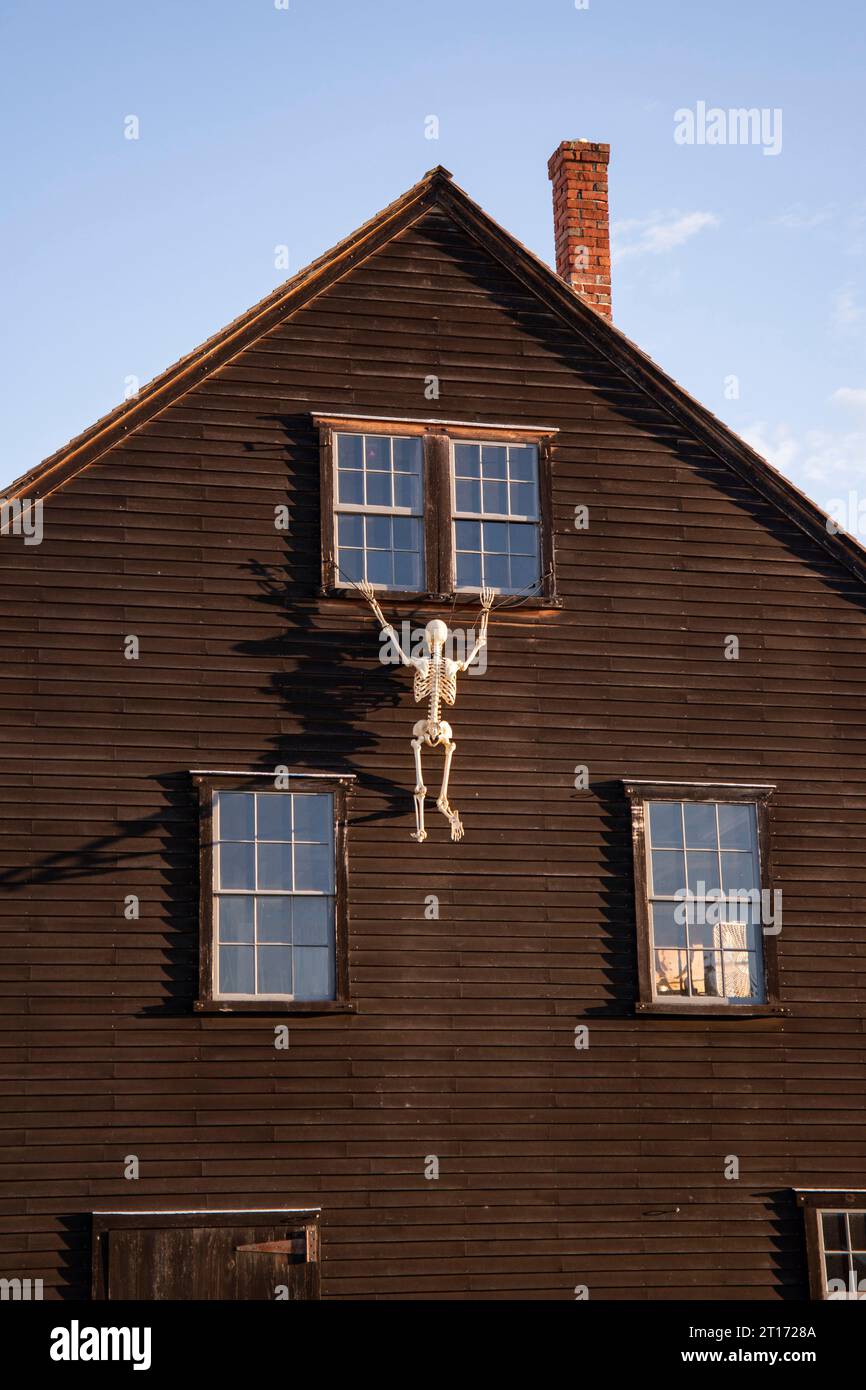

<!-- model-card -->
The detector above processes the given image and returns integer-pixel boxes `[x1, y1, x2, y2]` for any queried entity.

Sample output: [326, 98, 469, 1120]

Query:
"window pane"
[293, 945, 335, 1001]
[364, 435, 390, 469]
[822, 1212, 848, 1251]
[218, 792, 254, 841]
[337, 514, 363, 548]
[690, 949, 723, 997]
[295, 842, 333, 893]
[848, 1212, 866, 1250]
[293, 794, 332, 842]
[722, 951, 759, 1000]
[337, 469, 364, 505]
[258, 945, 293, 995]
[483, 553, 509, 589]
[481, 445, 507, 479]
[257, 794, 292, 841]
[718, 802, 756, 849]
[394, 472, 421, 511]
[654, 949, 687, 995]
[258, 896, 292, 943]
[482, 480, 507, 513]
[455, 479, 481, 513]
[651, 849, 685, 895]
[652, 902, 686, 949]
[509, 481, 537, 518]
[508, 522, 538, 556]
[365, 471, 391, 507]
[257, 841, 293, 890]
[684, 802, 717, 848]
[218, 895, 254, 942]
[648, 802, 683, 848]
[454, 443, 481, 478]
[687, 849, 721, 895]
[456, 551, 482, 588]
[219, 841, 255, 890]
[366, 515, 391, 550]
[219, 944, 255, 994]
[483, 521, 508, 554]
[509, 445, 536, 482]
[509, 553, 539, 591]
[366, 548, 391, 587]
[336, 433, 362, 468]
[338, 547, 363, 582]
[721, 850, 758, 893]
[393, 436, 422, 471]
[824, 1255, 850, 1293]
[392, 516, 418, 550]
[293, 896, 332, 946]
[456, 520, 481, 551]
[394, 550, 422, 589]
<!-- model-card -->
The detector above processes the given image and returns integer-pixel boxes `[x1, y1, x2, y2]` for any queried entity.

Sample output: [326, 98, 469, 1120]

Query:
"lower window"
[193, 771, 352, 1012]
[798, 1191, 866, 1299]
[624, 781, 782, 1015]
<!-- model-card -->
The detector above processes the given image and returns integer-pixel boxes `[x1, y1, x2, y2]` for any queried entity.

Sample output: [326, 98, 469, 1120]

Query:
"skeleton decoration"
[359, 581, 495, 843]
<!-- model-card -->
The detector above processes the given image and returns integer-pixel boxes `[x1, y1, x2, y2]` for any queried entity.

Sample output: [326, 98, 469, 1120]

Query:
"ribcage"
[413, 668, 433, 702]
[439, 670, 457, 705]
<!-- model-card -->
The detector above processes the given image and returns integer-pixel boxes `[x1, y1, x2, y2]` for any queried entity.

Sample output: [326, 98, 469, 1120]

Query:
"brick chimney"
[547, 140, 612, 319]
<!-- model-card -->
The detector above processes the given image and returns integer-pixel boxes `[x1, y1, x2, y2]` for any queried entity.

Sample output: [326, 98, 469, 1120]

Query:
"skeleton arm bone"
[358, 580, 414, 666]
[458, 587, 495, 670]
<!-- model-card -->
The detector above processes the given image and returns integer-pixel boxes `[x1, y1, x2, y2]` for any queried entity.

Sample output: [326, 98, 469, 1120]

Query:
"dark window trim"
[91, 1208, 320, 1300]
[623, 780, 786, 1018]
[796, 1190, 866, 1300]
[192, 771, 354, 1015]
[315, 414, 559, 606]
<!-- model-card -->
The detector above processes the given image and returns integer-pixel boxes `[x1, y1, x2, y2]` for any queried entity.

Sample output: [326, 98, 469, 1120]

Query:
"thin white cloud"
[832, 386, 866, 412]
[611, 210, 719, 265]
[743, 419, 866, 488]
[773, 204, 836, 230]
[831, 283, 862, 333]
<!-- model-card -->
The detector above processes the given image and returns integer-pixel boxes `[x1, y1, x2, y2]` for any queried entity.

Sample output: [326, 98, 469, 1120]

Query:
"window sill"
[194, 999, 355, 1016]
[635, 1001, 788, 1018]
[321, 588, 562, 611]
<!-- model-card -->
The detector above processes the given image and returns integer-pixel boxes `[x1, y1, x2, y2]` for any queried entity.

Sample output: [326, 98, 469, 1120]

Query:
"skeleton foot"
[436, 796, 464, 842]
[411, 828, 428, 843]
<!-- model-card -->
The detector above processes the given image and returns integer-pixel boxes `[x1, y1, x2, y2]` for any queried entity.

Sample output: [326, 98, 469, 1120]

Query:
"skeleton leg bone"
[410, 734, 427, 843]
[436, 736, 464, 842]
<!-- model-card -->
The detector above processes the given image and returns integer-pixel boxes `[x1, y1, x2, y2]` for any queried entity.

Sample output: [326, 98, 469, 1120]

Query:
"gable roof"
[7, 164, 866, 588]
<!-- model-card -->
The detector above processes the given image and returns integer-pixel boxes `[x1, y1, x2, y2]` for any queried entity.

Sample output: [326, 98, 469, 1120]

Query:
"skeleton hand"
[358, 580, 391, 632]
[479, 586, 496, 613]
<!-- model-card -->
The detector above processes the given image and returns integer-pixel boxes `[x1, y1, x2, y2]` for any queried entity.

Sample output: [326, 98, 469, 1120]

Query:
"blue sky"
[2, 0, 865, 525]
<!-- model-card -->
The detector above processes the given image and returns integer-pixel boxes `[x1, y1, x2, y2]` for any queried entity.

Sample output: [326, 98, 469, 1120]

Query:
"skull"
[424, 618, 448, 652]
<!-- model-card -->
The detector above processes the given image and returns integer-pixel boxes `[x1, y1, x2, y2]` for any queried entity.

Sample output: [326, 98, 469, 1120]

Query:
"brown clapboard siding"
[1, 200, 866, 1301]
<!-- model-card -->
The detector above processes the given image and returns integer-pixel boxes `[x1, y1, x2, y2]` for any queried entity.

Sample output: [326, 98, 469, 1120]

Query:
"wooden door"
[92, 1211, 321, 1300]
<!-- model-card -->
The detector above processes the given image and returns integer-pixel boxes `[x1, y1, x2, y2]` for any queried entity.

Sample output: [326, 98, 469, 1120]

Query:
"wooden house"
[2, 142, 865, 1301]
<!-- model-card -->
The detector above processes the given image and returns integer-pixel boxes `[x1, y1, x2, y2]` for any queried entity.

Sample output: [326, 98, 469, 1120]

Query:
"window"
[334, 432, 425, 590]
[798, 1192, 866, 1300]
[624, 781, 783, 1015]
[453, 442, 540, 593]
[193, 772, 352, 1013]
[316, 415, 557, 602]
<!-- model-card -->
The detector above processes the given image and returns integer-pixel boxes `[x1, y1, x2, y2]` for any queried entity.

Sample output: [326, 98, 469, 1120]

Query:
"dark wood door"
[93, 1212, 321, 1300]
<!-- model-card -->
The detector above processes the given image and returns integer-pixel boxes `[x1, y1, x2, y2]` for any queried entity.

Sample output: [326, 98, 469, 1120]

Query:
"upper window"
[624, 782, 782, 1015]
[334, 432, 425, 591]
[453, 442, 540, 592]
[799, 1192, 866, 1300]
[316, 416, 556, 602]
[193, 773, 352, 1013]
